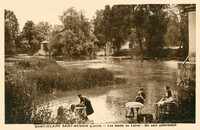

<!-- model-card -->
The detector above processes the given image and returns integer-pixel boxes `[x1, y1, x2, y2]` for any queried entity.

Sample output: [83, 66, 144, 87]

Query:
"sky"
[2, 0, 116, 31]
[2, 0, 196, 31]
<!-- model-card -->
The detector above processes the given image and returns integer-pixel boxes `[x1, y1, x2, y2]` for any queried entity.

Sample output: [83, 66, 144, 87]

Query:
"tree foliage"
[145, 5, 169, 57]
[131, 5, 149, 59]
[48, 25, 63, 55]
[177, 5, 189, 58]
[21, 21, 52, 54]
[164, 22, 180, 47]
[93, 4, 188, 58]
[21, 20, 39, 54]
[57, 7, 94, 56]
[93, 5, 135, 53]
[111, 5, 134, 52]
[35, 21, 52, 42]
[93, 10, 106, 48]
[4, 9, 19, 55]
[5, 5, 189, 59]
[48, 7, 96, 57]
[5, 66, 37, 123]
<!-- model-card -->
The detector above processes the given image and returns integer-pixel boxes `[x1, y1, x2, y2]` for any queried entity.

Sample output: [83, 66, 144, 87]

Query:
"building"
[177, 4, 195, 121]
[186, 5, 196, 62]
[34, 40, 51, 56]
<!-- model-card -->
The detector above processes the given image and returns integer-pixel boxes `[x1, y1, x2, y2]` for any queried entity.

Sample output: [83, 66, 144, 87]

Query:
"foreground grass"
[5, 58, 122, 124]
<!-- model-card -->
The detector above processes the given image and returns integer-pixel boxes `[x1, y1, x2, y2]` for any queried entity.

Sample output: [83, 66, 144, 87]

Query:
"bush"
[5, 58, 118, 123]
[5, 65, 37, 123]
[26, 65, 115, 93]
[12, 59, 116, 94]
[15, 58, 54, 69]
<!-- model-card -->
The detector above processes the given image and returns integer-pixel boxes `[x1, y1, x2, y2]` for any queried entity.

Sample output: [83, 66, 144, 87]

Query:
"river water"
[42, 57, 179, 123]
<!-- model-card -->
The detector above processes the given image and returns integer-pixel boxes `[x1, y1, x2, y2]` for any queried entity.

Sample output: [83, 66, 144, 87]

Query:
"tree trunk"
[136, 29, 144, 61]
[138, 38, 144, 61]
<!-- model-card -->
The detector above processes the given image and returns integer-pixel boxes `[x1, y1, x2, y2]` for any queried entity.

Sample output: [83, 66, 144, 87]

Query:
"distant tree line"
[93, 4, 189, 59]
[48, 7, 96, 57]
[5, 9, 52, 55]
[5, 4, 189, 59]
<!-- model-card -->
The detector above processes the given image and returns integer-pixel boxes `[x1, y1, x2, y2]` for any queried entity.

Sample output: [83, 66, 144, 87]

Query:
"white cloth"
[125, 102, 145, 109]
[156, 97, 174, 106]
[74, 106, 87, 119]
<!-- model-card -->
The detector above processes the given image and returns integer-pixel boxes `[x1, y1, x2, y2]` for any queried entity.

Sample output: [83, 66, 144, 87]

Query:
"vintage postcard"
[1, 0, 199, 129]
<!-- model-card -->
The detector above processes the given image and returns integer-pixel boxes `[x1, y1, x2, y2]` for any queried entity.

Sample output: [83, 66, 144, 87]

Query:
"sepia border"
[1, 0, 199, 129]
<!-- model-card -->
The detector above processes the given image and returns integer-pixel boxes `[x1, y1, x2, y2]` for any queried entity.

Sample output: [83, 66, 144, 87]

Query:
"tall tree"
[177, 5, 189, 58]
[48, 25, 63, 55]
[93, 7, 112, 54]
[93, 4, 186, 59]
[93, 5, 135, 54]
[59, 7, 93, 56]
[164, 5, 181, 47]
[35, 21, 52, 43]
[103, 5, 113, 42]
[145, 5, 168, 57]
[22, 20, 39, 54]
[111, 5, 133, 53]
[93, 10, 106, 48]
[4, 9, 19, 55]
[164, 19, 180, 47]
[131, 5, 149, 60]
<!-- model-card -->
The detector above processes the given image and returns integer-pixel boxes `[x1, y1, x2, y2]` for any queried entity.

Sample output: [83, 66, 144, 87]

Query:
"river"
[41, 57, 179, 123]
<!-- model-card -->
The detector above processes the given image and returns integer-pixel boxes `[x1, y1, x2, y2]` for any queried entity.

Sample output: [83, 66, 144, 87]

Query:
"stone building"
[34, 40, 51, 56]
[186, 5, 196, 62]
[177, 4, 196, 94]
[177, 4, 195, 120]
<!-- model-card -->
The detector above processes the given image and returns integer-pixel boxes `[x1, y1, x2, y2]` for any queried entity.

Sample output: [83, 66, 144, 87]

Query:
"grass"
[5, 64, 37, 123]
[5, 58, 122, 123]
[18, 59, 116, 93]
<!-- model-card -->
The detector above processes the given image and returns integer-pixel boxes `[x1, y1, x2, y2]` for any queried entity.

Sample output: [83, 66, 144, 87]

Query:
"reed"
[5, 58, 117, 123]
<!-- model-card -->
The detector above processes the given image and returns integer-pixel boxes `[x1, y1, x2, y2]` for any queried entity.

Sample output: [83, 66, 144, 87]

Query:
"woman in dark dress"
[165, 86, 172, 98]
[78, 94, 94, 116]
[135, 88, 146, 104]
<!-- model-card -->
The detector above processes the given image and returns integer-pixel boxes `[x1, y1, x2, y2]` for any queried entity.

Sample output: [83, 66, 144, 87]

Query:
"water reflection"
[44, 58, 179, 123]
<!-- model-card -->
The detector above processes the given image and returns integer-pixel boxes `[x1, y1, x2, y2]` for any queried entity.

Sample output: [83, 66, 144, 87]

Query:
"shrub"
[15, 58, 55, 69]
[12, 59, 116, 94]
[26, 65, 115, 93]
[5, 66, 37, 123]
[5, 58, 119, 123]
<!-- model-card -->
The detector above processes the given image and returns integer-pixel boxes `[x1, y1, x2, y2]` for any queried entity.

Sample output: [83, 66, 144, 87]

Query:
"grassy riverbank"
[5, 58, 123, 123]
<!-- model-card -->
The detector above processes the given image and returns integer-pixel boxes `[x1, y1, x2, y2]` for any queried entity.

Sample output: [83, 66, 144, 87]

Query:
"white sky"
[2, 0, 197, 31]
[2, 0, 117, 31]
